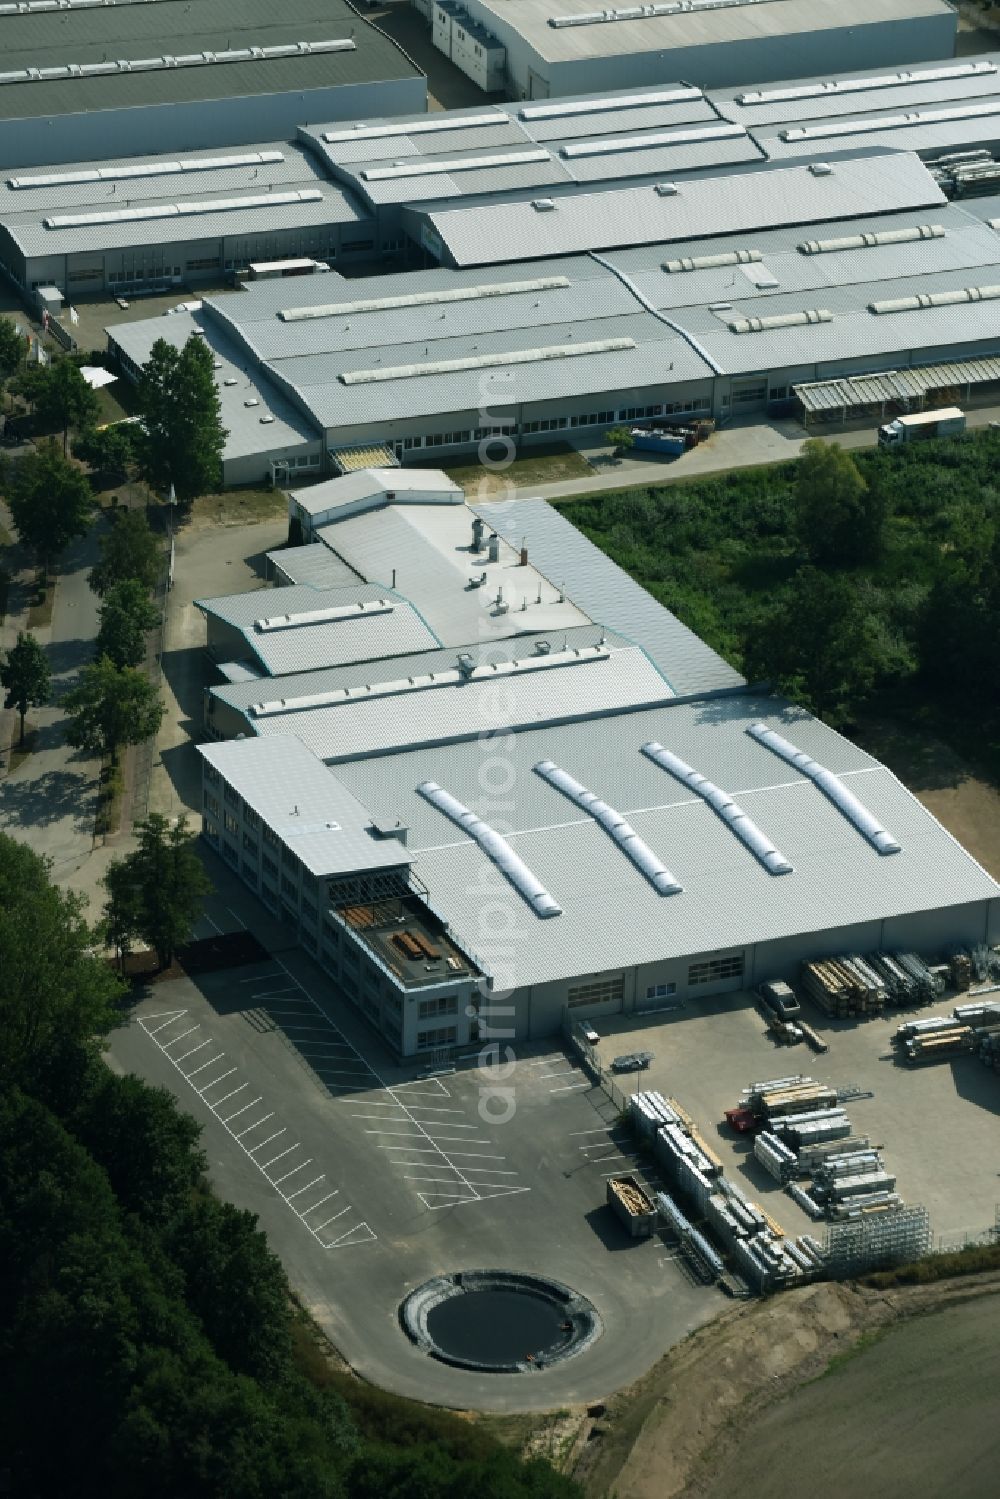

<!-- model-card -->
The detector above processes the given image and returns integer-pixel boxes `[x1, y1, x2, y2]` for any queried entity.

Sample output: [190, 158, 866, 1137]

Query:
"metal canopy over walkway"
[794, 355, 1000, 422]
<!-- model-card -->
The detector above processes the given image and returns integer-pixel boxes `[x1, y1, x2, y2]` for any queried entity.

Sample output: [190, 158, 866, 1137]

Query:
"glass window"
[567, 976, 624, 1008]
[687, 955, 744, 986]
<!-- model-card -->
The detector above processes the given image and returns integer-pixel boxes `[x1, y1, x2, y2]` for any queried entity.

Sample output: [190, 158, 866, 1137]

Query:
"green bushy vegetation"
[0, 833, 577, 1499]
[558, 430, 1000, 764]
[860, 1242, 1000, 1289]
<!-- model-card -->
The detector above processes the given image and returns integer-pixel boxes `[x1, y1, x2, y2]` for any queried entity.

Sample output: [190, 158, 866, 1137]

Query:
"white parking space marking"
[138, 1008, 374, 1251]
[538, 1070, 578, 1080]
[551, 1081, 590, 1093]
[264, 957, 528, 1211]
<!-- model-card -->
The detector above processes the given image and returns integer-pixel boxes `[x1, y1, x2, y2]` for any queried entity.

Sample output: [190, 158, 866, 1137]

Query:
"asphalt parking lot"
[591, 992, 1000, 1246]
[108, 878, 720, 1413]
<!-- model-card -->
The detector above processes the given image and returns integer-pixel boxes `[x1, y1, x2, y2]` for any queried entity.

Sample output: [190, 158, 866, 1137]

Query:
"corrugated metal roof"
[266, 543, 361, 588]
[290, 467, 462, 518]
[329, 693, 998, 987]
[2, 139, 366, 256]
[251, 645, 674, 762]
[465, 0, 950, 67]
[795, 355, 1000, 412]
[0, 0, 417, 120]
[209, 622, 635, 715]
[198, 735, 410, 878]
[412, 153, 944, 267]
[474, 500, 744, 697]
[196, 581, 440, 674]
[318, 502, 592, 646]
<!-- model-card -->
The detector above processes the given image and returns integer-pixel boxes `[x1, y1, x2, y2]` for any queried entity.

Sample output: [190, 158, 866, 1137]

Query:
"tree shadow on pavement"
[0, 767, 96, 830]
[160, 644, 209, 732]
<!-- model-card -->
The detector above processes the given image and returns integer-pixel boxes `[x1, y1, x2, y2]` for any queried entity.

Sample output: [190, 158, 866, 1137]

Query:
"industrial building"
[0, 0, 424, 167]
[10, 58, 1000, 303]
[108, 143, 1000, 480]
[196, 493, 1000, 1058]
[411, 0, 956, 99]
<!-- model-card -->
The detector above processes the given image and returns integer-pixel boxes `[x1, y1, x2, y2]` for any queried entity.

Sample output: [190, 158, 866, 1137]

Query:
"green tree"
[744, 567, 882, 725]
[90, 506, 161, 597]
[63, 655, 163, 764]
[102, 853, 143, 974]
[0, 835, 120, 1087]
[122, 812, 211, 969]
[0, 629, 50, 747]
[0, 318, 26, 387]
[96, 578, 159, 668]
[796, 439, 882, 565]
[5, 437, 94, 569]
[604, 425, 635, 453]
[137, 335, 227, 503]
[33, 358, 101, 453]
[73, 421, 136, 483]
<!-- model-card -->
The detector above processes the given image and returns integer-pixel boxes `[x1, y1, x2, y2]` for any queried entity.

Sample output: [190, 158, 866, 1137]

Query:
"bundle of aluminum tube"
[629, 1091, 683, 1138]
[754, 1130, 798, 1183]
[786, 1181, 825, 1219]
[774, 1110, 852, 1148]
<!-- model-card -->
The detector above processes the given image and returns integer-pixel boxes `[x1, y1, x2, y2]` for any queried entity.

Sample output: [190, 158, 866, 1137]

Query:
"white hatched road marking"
[265, 957, 528, 1211]
[138, 1008, 374, 1251]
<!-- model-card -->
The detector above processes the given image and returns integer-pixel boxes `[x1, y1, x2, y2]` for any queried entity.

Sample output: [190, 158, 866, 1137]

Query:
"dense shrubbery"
[861, 1242, 1000, 1288]
[0, 834, 578, 1499]
[560, 430, 1000, 757]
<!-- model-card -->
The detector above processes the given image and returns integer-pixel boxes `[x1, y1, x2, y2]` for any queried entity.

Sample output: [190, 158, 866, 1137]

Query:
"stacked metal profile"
[772, 1109, 852, 1148]
[655, 1121, 720, 1213]
[892, 999, 1000, 1063]
[754, 1129, 798, 1184]
[741, 1076, 839, 1121]
[655, 1191, 724, 1282]
[801, 958, 886, 1018]
[628, 1091, 683, 1139]
[865, 951, 942, 1007]
[930, 149, 1000, 197]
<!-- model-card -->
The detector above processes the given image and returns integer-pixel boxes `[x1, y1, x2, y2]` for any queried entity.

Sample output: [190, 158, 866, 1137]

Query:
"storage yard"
[588, 981, 1000, 1251]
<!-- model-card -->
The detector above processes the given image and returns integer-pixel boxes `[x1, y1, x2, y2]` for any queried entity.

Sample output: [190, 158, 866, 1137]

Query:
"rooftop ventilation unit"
[808, 162, 833, 175]
[44, 188, 322, 230]
[339, 337, 636, 385]
[869, 284, 1000, 314]
[532, 198, 556, 211]
[798, 224, 944, 254]
[641, 741, 793, 875]
[654, 182, 678, 196]
[10, 150, 284, 190]
[416, 780, 562, 918]
[534, 759, 682, 895]
[361, 150, 548, 181]
[664, 248, 761, 272]
[253, 600, 393, 633]
[278, 276, 569, 322]
[782, 101, 1000, 143]
[727, 309, 833, 334]
[0, 40, 354, 88]
[747, 723, 900, 855]
[519, 87, 701, 121]
[323, 113, 506, 143]
[559, 122, 744, 159]
[735, 61, 996, 107]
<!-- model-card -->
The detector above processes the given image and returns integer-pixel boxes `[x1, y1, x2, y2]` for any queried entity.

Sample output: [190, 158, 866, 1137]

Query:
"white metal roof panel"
[329, 694, 997, 987]
[474, 499, 744, 697]
[198, 735, 409, 878]
[413, 153, 945, 267]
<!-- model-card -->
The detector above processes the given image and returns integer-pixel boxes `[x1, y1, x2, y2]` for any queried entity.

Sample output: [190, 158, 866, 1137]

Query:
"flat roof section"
[198, 734, 410, 878]
[0, 0, 420, 120]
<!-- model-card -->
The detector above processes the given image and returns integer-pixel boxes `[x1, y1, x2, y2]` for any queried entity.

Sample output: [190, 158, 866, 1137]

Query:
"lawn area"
[430, 442, 594, 498]
[186, 486, 289, 528]
[557, 428, 1000, 775]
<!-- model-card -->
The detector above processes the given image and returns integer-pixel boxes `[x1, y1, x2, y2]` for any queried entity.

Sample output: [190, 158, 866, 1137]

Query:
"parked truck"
[877, 407, 966, 446]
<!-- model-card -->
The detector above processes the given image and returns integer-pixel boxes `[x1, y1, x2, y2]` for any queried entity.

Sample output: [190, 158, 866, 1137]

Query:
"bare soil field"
[574, 1274, 1000, 1499]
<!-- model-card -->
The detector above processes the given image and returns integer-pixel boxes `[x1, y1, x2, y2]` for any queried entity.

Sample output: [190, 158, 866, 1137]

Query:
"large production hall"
[194, 482, 1000, 1060]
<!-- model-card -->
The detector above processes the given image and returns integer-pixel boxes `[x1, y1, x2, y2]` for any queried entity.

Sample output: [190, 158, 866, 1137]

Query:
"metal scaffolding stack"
[823, 1205, 932, 1276]
[893, 999, 1000, 1064]
[803, 951, 942, 1016]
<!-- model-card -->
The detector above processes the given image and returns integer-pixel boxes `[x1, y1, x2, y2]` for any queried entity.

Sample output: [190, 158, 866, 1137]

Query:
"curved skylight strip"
[361, 150, 548, 182]
[0, 39, 354, 87]
[560, 123, 744, 159]
[519, 87, 701, 120]
[781, 101, 1000, 143]
[534, 759, 682, 895]
[339, 338, 635, 386]
[416, 781, 562, 918]
[279, 276, 570, 323]
[323, 113, 506, 143]
[44, 189, 322, 229]
[746, 722, 901, 855]
[736, 61, 995, 106]
[10, 151, 284, 190]
[641, 741, 793, 875]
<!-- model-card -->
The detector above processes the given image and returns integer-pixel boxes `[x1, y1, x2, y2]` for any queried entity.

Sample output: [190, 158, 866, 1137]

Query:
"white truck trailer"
[877, 407, 966, 446]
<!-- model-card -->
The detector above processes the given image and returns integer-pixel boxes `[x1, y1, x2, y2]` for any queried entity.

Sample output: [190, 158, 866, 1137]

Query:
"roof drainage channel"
[416, 781, 562, 918]
[641, 741, 793, 875]
[534, 759, 682, 895]
[588, 250, 724, 376]
[746, 723, 900, 854]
